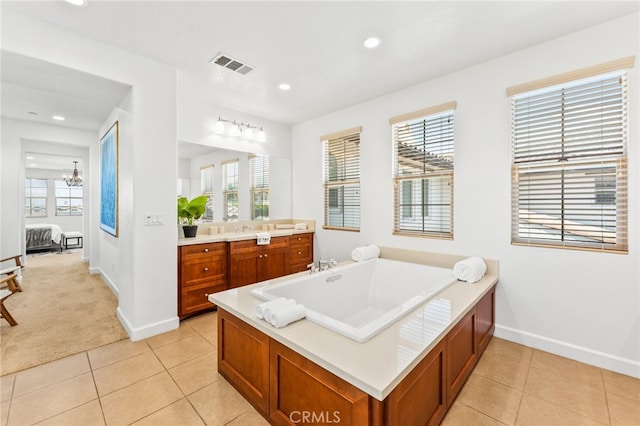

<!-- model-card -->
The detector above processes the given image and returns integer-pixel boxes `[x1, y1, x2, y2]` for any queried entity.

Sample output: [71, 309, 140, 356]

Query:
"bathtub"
[250, 258, 457, 342]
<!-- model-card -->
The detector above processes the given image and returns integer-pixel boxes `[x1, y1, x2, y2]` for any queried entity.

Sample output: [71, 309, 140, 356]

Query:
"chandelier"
[63, 161, 83, 187]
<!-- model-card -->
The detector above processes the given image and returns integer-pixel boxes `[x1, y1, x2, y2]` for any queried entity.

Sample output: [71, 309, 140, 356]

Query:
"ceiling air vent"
[210, 53, 254, 75]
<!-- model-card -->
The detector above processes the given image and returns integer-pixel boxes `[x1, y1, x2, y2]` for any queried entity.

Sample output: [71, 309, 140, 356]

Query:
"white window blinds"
[250, 155, 269, 220]
[322, 127, 361, 231]
[510, 71, 628, 253]
[200, 165, 214, 220]
[222, 159, 239, 221]
[391, 103, 455, 239]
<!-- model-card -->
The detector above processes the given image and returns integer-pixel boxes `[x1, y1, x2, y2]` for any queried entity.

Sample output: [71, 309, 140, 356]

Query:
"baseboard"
[89, 267, 119, 298]
[117, 308, 179, 342]
[494, 324, 640, 379]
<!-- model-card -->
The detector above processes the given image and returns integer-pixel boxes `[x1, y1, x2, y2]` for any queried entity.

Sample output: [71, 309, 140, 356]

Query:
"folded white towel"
[294, 223, 307, 230]
[256, 232, 271, 245]
[453, 257, 487, 283]
[270, 304, 306, 328]
[275, 224, 295, 230]
[351, 244, 380, 262]
[256, 297, 294, 321]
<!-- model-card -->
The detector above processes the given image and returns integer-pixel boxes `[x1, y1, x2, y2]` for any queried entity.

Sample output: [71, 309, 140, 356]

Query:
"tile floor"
[1, 311, 638, 425]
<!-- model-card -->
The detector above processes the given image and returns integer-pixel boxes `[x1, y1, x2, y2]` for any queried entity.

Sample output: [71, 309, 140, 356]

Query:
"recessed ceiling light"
[26, 156, 35, 160]
[278, 83, 291, 91]
[65, 0, 87, 6]
[52, 115, 66, 121]
[363, 37, 381, 49]
[29, 164, 37, 167]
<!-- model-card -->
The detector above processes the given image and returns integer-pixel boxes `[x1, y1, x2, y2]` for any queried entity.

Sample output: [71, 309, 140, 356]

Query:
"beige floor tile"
[88, 339, 150, 370]
[1, 373, 15, 402]
[131, 398, 205, 426]
[100, 371, 183, 426]
[7, 373, 97, 426]
[168, 351, 219, 395]
[188, 379, 254, 425]
[442, 401, 505, 426]
[225, 409, 270, 426]
[152, 334, 215, 369]
[602, 369, 640, 403]
[525, 366, 609, 424]
[1, 400, 9, 426]
[485, 338, 534, 362]
[530, 350, 604, 393]
[184, 312, 218, 342]
[144, 324, 198, 350]
[36, 400, 105, 426]
[473, 344, 531, 390]
[93, 350, 165, 396]
[515, 394, 607, 426]
[607, 392, 640, 426]
[457, 374, 522, 425]
[13, 352, 90, 398]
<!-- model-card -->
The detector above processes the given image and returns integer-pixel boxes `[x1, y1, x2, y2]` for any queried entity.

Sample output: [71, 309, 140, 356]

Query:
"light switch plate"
[144, 213, 163, 226]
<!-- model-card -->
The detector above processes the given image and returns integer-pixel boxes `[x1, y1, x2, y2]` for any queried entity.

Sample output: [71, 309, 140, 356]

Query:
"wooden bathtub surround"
[217, 285, 496, 425]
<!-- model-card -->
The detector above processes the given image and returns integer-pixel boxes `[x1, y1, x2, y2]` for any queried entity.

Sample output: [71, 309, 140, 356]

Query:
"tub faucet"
[319, 258, 338, 271]
[307, 263, 318, 274]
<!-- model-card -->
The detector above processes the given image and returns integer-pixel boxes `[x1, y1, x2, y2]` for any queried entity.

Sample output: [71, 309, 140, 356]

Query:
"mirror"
[178, 142, 292, 222]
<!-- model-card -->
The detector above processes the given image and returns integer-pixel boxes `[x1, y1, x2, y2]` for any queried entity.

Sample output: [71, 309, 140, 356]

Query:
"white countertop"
[209, 261, 498, 400]
[178, 229, 312, 246]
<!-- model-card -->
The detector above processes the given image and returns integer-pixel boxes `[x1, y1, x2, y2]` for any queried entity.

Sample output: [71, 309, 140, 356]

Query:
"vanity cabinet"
[228, 236, 290, 289]
[178, 242, 227, 318]
[288, 233, 314, 274]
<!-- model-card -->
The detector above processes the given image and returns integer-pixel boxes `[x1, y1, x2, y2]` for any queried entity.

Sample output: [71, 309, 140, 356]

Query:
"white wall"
[1, 118, 93, 261]
[177, 71, 293, 160]
[2, 10, 179, 341]
[292, 14, 639, 377]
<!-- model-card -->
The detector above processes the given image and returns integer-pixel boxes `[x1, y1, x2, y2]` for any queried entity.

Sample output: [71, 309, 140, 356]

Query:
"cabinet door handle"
[298, 237, 301, 241]
[204, 267, 209, 272]
[259, 254, 263, 258]
[298, 251, 301, 255]
[204, 248, 209, 252]
[264, 254, 268, 258]
[205, 293, 209, 297]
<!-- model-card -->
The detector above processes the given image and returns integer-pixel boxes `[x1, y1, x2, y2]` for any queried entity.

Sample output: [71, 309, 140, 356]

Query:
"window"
[250, 155, 269, 220]
[322, 127, 361, 231]
[508, 58, 631, 253]
[222, 159, 239, 221]
[25, 178, 47, 217]
[200, 165, 214, 220]
[391, 102, 456, 239]
[55, 180, 83, 216]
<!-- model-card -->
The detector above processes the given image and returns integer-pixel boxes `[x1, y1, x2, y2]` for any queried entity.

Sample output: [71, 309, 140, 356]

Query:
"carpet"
[1, 252, 128, 375]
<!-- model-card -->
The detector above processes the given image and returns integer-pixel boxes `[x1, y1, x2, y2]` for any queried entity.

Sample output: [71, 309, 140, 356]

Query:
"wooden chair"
[0, 273, 20, 326]
[0, 255, 24, 292]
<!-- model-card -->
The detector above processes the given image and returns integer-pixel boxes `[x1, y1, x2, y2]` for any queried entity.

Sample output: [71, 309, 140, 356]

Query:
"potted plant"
[177, 195, 207, 238]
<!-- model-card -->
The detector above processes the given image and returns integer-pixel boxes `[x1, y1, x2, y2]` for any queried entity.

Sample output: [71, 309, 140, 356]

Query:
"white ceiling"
[2, 0, 638, 127]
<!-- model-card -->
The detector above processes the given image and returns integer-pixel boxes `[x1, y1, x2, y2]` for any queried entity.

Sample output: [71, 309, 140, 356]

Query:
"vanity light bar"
[215, 116, 266, 142]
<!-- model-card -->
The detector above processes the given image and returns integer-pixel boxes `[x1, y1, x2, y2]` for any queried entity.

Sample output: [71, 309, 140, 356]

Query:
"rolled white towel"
[453, 257, 487, 283]
[270, 304, 306, 328]
[351, 244, 380, 262]
[256, 298, 294, 321]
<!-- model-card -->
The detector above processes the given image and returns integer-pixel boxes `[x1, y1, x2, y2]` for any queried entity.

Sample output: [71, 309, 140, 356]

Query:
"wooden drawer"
[182, 259, 226, 284]
[289, 243, 311, 261]
[180, 281, 226, 316]
[181, 242, 226, 261]
[289, 233, 312, 247]
[289, 262, 311, 274]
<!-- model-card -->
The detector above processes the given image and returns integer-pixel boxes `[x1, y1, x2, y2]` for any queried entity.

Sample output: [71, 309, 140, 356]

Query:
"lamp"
[214, 116, 266, 142]
[63, 161, 83, 187]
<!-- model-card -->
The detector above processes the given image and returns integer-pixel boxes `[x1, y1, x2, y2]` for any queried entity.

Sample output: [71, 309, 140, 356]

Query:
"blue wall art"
[100, 121, 119, 237]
